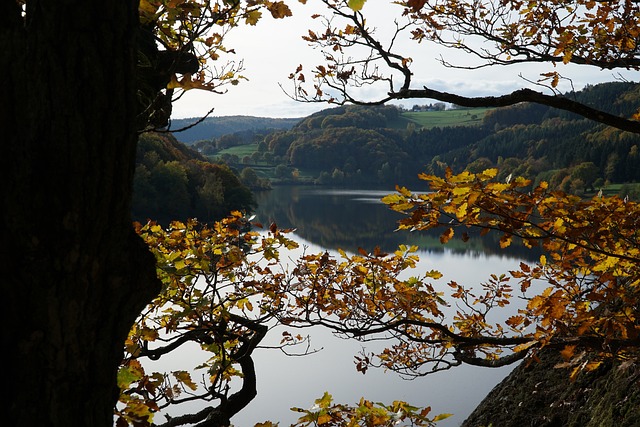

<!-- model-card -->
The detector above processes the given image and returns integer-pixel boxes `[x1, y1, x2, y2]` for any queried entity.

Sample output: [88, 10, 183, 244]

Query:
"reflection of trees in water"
[254, 186, 540, 262]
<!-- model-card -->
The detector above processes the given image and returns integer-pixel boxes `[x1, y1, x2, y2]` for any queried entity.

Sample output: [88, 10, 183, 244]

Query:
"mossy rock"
[461, 351, 640, 427]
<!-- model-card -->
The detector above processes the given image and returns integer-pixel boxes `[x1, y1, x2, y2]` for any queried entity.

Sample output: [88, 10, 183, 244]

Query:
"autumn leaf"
[173, 371, 197, 390]
[407, 0, 427, 12]
[513, 341, 538, 353]
[245, 10, 262, 25]
[117, 363, 144, 389]
[560, 344, 577, 361]
[316, 414, 332, 424]
[499, 234, 512, 248]
[267, 1, 292, 19]
[440, 227, 454, 244]
[316, 391, 333, 408]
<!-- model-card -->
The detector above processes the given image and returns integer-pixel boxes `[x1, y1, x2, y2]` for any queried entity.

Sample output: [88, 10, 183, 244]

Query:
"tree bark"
[1, 2, 160, 426]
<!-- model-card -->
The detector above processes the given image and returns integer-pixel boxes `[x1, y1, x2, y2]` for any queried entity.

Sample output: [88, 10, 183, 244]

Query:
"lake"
[224, 185, 533, 427]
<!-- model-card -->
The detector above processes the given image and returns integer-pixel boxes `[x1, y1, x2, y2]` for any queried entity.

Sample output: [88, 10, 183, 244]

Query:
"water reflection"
[254, 186, 539, 261]
[230, 232, 523, 427]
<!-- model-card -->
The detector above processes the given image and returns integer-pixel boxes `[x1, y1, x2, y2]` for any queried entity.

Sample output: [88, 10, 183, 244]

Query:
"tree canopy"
[118, 169, 640, 426]
[136, 0, 296, 130]
[289, 0, 640, 134]
[119, 214, 450, 426]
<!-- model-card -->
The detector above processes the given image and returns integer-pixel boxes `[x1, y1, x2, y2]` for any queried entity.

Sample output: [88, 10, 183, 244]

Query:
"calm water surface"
[224, 186, 532, 427]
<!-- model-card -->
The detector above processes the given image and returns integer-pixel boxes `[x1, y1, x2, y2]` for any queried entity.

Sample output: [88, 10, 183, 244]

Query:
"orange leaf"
[440, 228, 454, 244]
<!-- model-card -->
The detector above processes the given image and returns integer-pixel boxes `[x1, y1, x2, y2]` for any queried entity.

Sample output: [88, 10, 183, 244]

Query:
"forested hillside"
[132, 132, 253, 224]
[169, 115, 301, 144]
[134, 81, 640, 223]
[207, 81, 640, 194]
[432, 82, 640, 191]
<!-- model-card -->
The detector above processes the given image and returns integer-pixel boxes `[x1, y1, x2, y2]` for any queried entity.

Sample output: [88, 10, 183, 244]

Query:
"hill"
[203, 81, 640, 196]
[169, 115, 301, 144]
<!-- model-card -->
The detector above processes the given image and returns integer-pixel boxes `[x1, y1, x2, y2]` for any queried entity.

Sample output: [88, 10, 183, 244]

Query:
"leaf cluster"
[383, 167, 640, 378]
[118, 164, 640, 425]
[287, 391, 450, 427]
[118, 213, 302, 426]
[137, 0, 295, 131]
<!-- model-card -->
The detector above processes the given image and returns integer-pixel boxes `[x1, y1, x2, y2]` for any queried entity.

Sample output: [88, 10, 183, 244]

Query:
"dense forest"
[189, 81, 640, 196]
[132, 132, 254, 224]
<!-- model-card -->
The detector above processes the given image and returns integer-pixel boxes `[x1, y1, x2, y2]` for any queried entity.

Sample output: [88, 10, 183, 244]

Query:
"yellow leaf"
[479, 168, 498, 179]
[315, 392, 333, 408]
[381, 194, 405, 204]
[173, 371, 197, 390]
[433, 413, 453, 422]
[513, 340, 537, 353]
[499, 234, 512, 248]
[456, 202, 468, 219]
[174, 258, 186, 270]
[317, 414, 332, 425]
[592, 256, 620, 272]
[553, 217, 566, 233]
[584, 361, 602, 371]
[452, 186, 471, 196]
[425, 270, 443, 279]
[540, 254, 547, 267]
[396, 185, 413, 197]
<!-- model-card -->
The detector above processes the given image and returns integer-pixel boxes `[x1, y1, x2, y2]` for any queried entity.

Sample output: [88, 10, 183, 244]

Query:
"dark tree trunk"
[1, 2, 160, 426]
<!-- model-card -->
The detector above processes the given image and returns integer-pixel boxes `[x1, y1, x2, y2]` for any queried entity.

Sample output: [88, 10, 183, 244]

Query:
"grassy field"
[399, 107, 492, 129]
[210, 145, 319, 182]
[215, 143, 259, 158]
[599, 182, 640, 197]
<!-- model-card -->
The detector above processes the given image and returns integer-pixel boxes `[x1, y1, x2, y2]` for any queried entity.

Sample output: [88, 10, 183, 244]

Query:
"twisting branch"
[390, 87, 640, 134]
[291, 0, 640, 134]
[153, 315, 267, 427]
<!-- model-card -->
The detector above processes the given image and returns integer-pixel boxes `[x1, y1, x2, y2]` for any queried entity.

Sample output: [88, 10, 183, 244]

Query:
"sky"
[171, 1, 637, 120]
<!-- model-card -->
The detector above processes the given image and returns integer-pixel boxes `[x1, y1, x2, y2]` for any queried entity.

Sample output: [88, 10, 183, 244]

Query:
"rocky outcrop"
[461, 351, 640, 427]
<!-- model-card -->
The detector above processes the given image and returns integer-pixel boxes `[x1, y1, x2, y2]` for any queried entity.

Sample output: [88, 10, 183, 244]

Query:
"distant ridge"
[169, 115, 302, 144]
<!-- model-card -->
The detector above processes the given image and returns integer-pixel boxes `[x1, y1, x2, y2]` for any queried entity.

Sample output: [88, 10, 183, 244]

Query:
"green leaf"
[347, 0, 367, 11]
[315, 391, 333, 408]
[117, 366, 140, 389]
